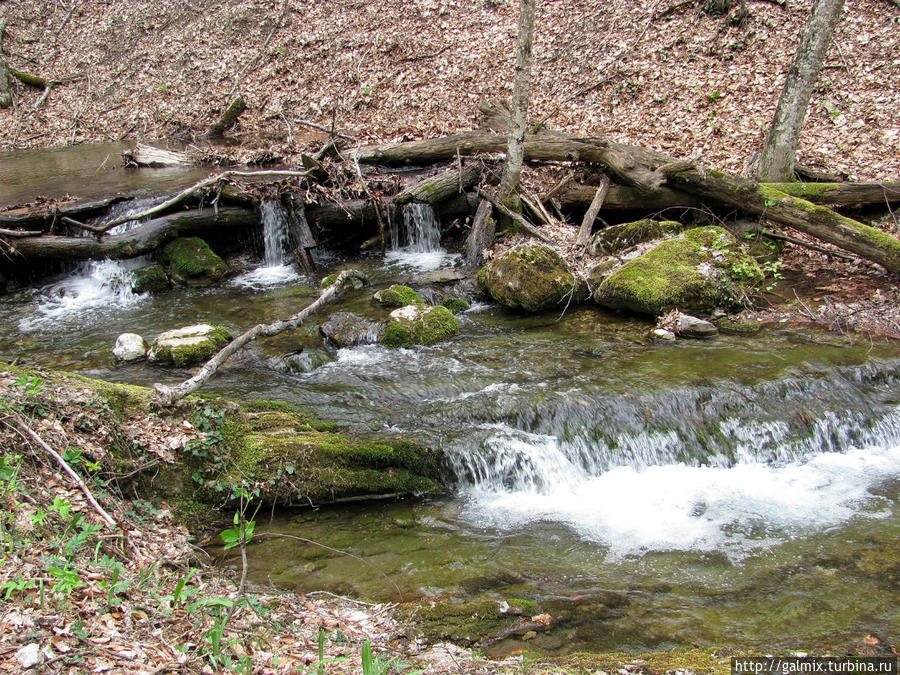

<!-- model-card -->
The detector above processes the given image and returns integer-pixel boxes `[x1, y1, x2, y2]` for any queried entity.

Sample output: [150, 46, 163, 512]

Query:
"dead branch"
[295, 119, 357, 142]
[0, 227, 42, 238]
[95, 169, 311, 234]
[575, 176, 610, 249]
[206, 95, 247, 138]
[153, 269, 368, 405]
[476, 188, 553, 243]
[15, 419, 118, 529]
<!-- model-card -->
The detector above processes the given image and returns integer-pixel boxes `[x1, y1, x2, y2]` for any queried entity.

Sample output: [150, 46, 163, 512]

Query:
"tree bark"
[281, 192, 317, 273]
[123, 144, 191, 168]
[0, 19, 10, 109]
[575, 176, 610, 248]
[559, 184, 700, 210]
[665, 165, 900, 273]
[760, 181, 900, 207]
[394, 162, 482, 206]
[498, 0, 536, 203]
[465, 199, 495, 271]
[757, 0, 846, 182]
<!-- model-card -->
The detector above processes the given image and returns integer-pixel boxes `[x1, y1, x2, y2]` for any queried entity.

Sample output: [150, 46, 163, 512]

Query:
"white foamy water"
[19, 259, 149, 331]
[385, 203, 458, 271]
[459, 426, 899, 559]
[230, 264, 302, 290]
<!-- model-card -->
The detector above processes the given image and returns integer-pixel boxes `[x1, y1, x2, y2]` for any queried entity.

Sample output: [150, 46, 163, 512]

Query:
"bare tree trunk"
[757, 0, 845, 182]
[0, 19, 12, 109]
[465, 199, 494, 270]
[498, 0, 536, 203]
[575, 176, 610, 249]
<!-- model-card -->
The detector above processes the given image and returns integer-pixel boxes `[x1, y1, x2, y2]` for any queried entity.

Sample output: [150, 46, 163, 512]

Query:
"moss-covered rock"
[717, 317, 762, 335]
[132, 264, 170, 294]
[161, 237, 228, 282]
[441, 297, 470, 314]
[381, 305, 458, 348]
[587, 259, 619, 288]
[590, 219, 684, 256]
[594, 226, 764, 315]
[373, 284, 424, 307]
[148, 324, 233, 367]
[480, 242, 576, 313]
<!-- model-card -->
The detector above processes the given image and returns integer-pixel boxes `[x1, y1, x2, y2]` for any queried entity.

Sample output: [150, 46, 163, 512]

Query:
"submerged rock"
[381, 304, 458, 348]
[479, 242, 577, 313]
[161, 237, 228, 283]
[113, 333, 149, 362]
[268, 349, 333, 374]
[319, 311, 385, 348]
[148, 324, 232, 367]
[594, 226, 763, 315]
[373, 284, 424, 307]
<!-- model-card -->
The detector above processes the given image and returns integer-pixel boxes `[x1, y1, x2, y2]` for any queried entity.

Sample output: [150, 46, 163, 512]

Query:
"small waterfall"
[19, 258, 149, 331]
[259, 199, 291, 267]
[401, 203, 442, 252]
[92, 196, 168, 235]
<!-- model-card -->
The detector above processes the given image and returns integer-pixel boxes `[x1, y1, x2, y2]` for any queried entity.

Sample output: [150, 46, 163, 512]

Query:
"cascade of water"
[400, 203, 442, 253]
[93, 196, 168, 235]
[19, 258, 150, 331]
[259, 199, 291, 266]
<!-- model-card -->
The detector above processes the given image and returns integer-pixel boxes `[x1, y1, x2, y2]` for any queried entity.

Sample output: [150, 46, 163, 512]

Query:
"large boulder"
[373, 284, 424, 307]
[594, 226, 764, 315]
[478, 242, 576, 312]
[319, 312, 385, 348]
[590, 219, 684, 256]
[381, 305, 458, 348]
[161, 237, 228, 283]
[148, 324, 232, 367]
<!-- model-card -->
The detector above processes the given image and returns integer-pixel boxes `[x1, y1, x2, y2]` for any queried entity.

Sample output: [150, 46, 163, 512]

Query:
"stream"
[1, 173, 898, 657]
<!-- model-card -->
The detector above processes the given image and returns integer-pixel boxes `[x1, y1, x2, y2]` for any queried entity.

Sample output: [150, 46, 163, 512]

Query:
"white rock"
[651, 328, 676, 341]
[113, 333, 148, 362]
[16, 643, 43, 669]
[389, 305, 430, 322]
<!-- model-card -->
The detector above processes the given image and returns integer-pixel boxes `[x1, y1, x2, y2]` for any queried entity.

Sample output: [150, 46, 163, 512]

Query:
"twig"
[793, 288, 818, 320]
[15, 419, 118, 529]
[399, 45, 451, 62]
[153, 269, 367, 405]
[55, 3, 78, 41]
[294, 118, 357, 142]
[541, 172, 574, 203]
[476, 188, 554, 243]
[0, 227, 42, 238]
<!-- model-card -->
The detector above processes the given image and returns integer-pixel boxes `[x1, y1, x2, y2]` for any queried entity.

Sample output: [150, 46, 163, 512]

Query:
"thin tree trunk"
[575, 176, 610, 248]
[757, 0, 846, 182]
[498, 0, 536, 203]
[0, 19, 12, 109]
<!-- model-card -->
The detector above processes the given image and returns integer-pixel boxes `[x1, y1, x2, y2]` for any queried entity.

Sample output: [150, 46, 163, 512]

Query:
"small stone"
[16, 643, 43, 669]
[522, 630, 537, 641]
[675, 315, 718, 339]
[113, 333, 148, 362]
[651, 328, 676, 341]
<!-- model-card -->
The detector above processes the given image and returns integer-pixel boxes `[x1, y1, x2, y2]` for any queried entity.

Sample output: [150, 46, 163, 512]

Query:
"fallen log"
[206, 95, 247, 138]
[394, 162, 482, 206]
[355, 131, 667, 191]
[664, 165, 900, 273]
[154, 269, 368, 406]
[760, 181, 900, 207]
[8, 207, 258, 261]
[0, 196, 126, 230]
[123, 144, 191, 168]
[559, 184, 701, 211]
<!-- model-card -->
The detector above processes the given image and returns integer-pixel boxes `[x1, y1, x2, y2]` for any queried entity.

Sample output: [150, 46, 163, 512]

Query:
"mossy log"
[206, 95, 247, 138]
[665, 166, 900, 273]
[7, 207, 257, 262]
[760, 181, 900, 207]
[394, 162, 483, 206]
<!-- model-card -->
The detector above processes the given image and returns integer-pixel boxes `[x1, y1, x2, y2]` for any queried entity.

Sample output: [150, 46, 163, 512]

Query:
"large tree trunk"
[665, 165, 900, 273]
[757, 0, 846, 182]
[394, 163, 482, 206]
[498, 0, 536, 203]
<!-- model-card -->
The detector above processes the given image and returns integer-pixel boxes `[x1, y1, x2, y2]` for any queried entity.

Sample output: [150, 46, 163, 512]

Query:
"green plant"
[708, 91, 723, 102]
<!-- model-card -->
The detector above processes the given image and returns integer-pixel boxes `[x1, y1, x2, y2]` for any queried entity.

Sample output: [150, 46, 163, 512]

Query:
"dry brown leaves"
[0, 0, 897, 181]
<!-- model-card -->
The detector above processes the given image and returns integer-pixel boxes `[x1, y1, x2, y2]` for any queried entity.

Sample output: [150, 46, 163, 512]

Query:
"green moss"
[593, 219, 684, 254]
[552, 647, 740, 674]
[762, 182, 837, 201]
[482, 242, 576, 312]
[320, 273, 338, 289]
[132, 264, 169, 294]
[441, 297, 470, 313]
[717, 317, 762, 335]
[595, 226, 763, 315]
[381, 305, 459, 348]
[152, 325, 232, 367]
[373, 284, 424, 307]
[161, 237, 228, 280]
[409, 597, 544, 646]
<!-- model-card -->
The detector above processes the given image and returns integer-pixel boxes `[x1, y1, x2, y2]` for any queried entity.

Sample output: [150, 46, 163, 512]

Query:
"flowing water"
[385, 203, 458, 271]
[230, 199, 303, 289]
[1, 208, 898, 654]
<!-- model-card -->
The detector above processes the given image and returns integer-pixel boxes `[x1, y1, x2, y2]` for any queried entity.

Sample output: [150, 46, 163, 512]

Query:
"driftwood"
[575, 176, 610, 248]
[154, 269, 368, 406]
[9, 207, 258, 261]
[123, 144, 191, 168]
[394, 162, 482, 206]
[663, 165, 900, 273]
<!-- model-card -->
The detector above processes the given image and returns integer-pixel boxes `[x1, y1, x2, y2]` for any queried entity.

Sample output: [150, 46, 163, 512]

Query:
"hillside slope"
[0, 0, 897, 179]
